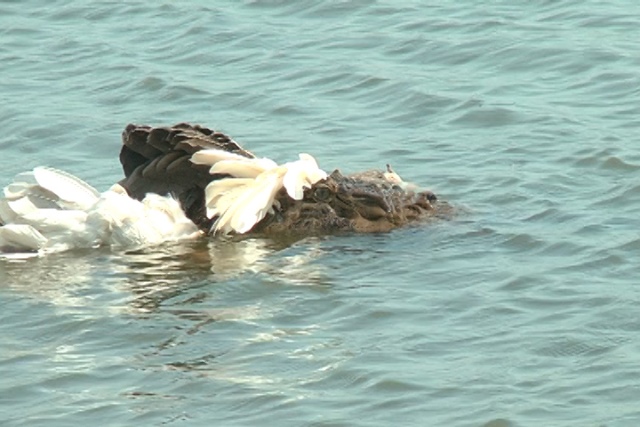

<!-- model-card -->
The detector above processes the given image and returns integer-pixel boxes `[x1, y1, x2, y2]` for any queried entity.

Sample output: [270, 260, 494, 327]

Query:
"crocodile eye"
[313, 186, 332, 203]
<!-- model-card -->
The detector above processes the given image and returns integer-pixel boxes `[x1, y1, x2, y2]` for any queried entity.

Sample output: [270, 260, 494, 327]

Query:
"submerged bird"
[1, 122, 447, 255]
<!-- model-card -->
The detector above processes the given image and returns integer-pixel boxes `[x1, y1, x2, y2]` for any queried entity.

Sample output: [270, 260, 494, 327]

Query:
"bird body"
[0, 168, 200, 255]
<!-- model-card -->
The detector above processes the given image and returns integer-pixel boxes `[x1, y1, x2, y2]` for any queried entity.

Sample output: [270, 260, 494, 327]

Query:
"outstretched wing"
[118, 123, 255, 230]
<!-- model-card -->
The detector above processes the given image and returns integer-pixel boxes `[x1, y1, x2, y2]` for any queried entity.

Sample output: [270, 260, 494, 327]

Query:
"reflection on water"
[104, 237, 349, 400]
[0, 248, 106, 310]
[1, 235, 346, 403]
[1, 236, 331, 313]
[110, 236, 332, 312]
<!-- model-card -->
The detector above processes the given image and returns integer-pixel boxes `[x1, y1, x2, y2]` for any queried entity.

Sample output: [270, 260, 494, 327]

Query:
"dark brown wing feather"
[118, 123, 255, 230]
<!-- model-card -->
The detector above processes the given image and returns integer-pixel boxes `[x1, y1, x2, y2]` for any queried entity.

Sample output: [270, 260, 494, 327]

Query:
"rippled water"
[2, 1, 640, 426]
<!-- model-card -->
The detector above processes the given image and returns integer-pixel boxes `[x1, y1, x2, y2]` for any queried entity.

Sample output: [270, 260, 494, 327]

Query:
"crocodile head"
[250, 169, 447, 235]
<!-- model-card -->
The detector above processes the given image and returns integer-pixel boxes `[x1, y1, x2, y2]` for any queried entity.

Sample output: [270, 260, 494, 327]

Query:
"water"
[1, 1, 639, 426]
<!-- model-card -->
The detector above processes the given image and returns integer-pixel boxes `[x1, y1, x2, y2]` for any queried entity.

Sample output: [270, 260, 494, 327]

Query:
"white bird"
[0, 167, 200, 255]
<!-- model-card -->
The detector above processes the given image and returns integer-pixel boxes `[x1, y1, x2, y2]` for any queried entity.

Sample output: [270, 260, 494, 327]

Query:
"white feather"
[1, 168, 200, 254]
[282, 154, 327, 200]
[209, 157, 278, 178]
[20, 209, 90, 233]
[3, 172, 38, 197]
[6, 192, 63, 218]
[204, 178, 254, 218]
[88, 188, 200, 248]
[207, 184, 255, 223]
[190, 149, 249, 166]
[33, 167, 100, 209]
[3, 171, 48, 200]
[230, 172, 284, 233]
[0, 199, 17, 224]
[213, 168, 286, 234]
[282, 162, 306, 200]
[142, 194, 199, 238]
[0, 224, 47, 251]
[300, 153, 329, 183]
[299, 153, 318, 167]
[198, 151, 327, 235]
[4, 181, 36, 199]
